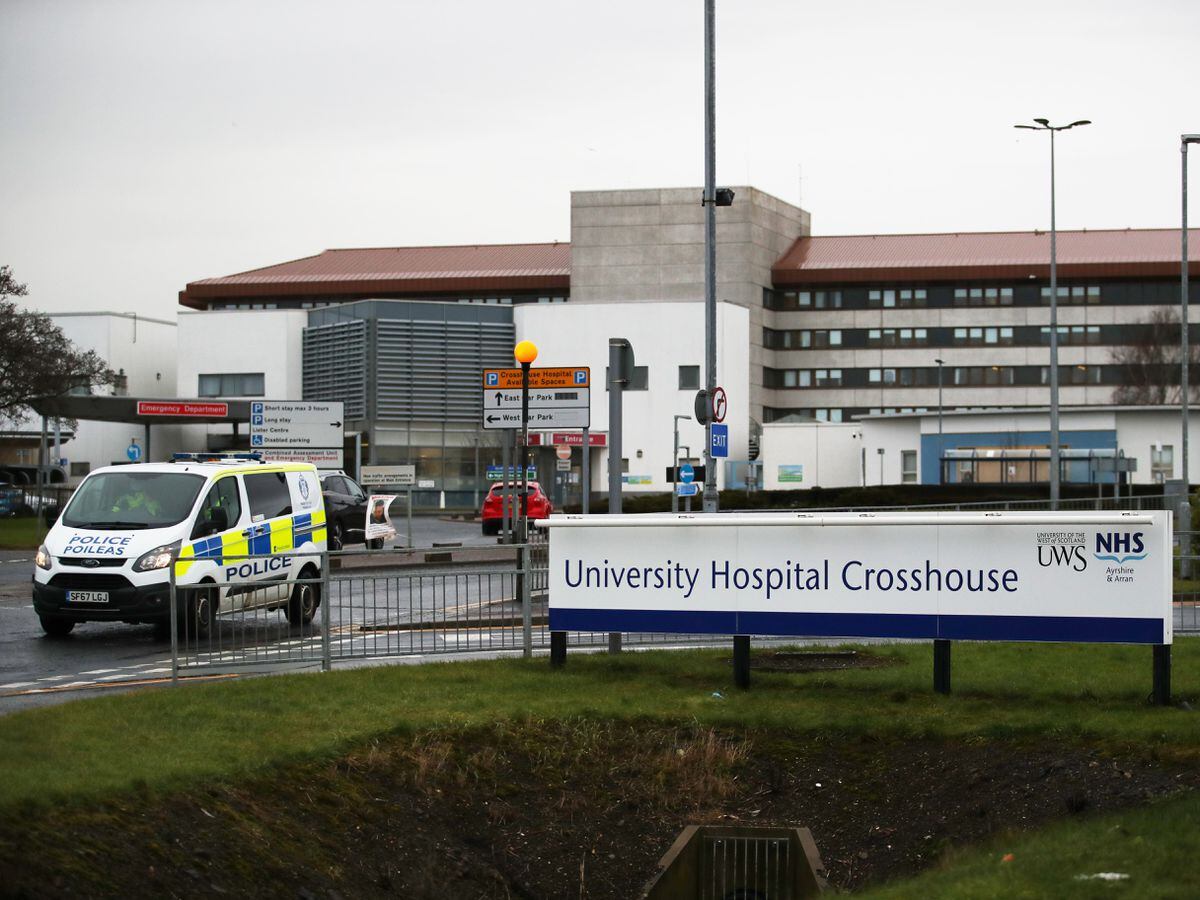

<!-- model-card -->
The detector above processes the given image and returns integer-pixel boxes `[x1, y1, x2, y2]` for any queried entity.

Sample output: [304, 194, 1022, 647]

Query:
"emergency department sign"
[545, 512, 1172, 645]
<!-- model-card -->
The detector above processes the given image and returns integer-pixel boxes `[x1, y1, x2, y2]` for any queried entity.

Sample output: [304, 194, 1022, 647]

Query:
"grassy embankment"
[1, 641, 1198, 895]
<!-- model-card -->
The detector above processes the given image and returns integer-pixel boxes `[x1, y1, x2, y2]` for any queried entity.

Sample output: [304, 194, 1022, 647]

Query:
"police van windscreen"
[63, 471, 206, 529]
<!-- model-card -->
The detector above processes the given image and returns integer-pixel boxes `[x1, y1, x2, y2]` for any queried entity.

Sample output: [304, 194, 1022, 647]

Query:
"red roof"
[772, 228, 1200, 285]
[180, 243, 571, 309]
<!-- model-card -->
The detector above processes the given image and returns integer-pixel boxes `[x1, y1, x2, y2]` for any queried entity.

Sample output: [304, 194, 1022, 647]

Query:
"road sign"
[666, 465, 706, 483]
[693, 389, 710, 425]
[482, 367, 590, 389]
[677, 482, 699, 497]
[711, 423, 729, 458]
[556, 458, 571, 471]
[259, 447, 345, 468]
[126, 442, 141, 462]
[249, 401, 344, 449]
[711, 386, 727, 424]
[679, 463, 695, 484]
[360, 465, 416, 488]
[481, 367, 590, 431]
[486, 465, 537, 481]
[555, 445, 571, 460]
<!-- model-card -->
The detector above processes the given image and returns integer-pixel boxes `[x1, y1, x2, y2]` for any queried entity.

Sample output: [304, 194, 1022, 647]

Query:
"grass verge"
[1, 639, 1198, 811]
[0, 516, 47, 550]
[857, 791, 1200, 899]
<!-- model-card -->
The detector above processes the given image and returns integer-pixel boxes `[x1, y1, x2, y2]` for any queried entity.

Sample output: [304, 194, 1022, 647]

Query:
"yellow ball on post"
[514, 340, 538, 365]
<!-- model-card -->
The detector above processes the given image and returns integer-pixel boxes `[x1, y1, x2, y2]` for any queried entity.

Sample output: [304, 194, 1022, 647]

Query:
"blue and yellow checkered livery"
[175, 507, 326, 577]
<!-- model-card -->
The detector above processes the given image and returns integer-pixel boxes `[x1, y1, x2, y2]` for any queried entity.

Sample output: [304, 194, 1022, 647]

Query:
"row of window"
[763, 323, 1190, 350]
[764, 280, 1193, 312]
[766, 364, 1124, 390]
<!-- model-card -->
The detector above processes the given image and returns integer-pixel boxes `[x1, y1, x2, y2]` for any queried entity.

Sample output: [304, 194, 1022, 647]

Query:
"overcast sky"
[2, 0, 1197, 319]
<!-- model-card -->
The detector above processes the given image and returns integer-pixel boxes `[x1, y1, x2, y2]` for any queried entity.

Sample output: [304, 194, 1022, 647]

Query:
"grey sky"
[2, 0, 1196, 319]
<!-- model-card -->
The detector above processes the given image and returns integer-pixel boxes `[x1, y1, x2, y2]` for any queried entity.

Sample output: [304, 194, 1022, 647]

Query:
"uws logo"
[1094, 531, 1147, 564]
[1037, 535, 1087, 571]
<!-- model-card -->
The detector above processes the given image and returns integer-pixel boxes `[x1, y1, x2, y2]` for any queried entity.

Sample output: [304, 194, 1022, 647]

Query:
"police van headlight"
[134, 541, 181, 573]
[35, 545, 51, 570]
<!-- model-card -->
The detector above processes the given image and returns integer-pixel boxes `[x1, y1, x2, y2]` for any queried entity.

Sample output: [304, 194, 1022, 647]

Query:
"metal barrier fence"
[170, 504, 1198, 678]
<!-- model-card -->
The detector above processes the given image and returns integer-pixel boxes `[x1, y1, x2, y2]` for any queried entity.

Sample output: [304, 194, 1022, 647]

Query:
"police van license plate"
[67, 591, 109, 604]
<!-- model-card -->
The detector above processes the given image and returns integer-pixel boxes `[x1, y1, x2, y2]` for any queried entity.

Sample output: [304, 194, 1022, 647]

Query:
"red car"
[481, 482, 552, 535]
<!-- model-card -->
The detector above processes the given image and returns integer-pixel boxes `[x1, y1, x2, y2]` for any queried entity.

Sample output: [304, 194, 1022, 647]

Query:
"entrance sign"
[546, 512, 1171, 645]
[138, 400, 228, 417]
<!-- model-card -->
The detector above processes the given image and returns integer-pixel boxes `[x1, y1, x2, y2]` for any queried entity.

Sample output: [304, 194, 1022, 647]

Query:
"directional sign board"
[677, 482, 699, 497]
[250, 401, 344, 449]
[481, 367, 590, 430]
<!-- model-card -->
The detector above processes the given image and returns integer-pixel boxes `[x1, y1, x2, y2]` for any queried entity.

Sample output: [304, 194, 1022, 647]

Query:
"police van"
[32, 454, 327, 638]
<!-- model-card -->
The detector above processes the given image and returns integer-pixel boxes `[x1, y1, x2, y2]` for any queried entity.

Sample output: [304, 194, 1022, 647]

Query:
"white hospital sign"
[545, 512, 1171, 645]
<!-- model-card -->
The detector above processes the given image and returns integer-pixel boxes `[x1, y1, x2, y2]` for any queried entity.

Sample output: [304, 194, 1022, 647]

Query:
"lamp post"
[1015, 117, 1091, 509]
[935, 358, 944, 485]
[672, 414, 692, 514]
[514, 340, 538, 541]
[1181, 135, 1200, 571]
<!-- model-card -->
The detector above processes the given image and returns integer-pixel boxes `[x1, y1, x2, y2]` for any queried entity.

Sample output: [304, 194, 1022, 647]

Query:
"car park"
[480, 481, 552, 535]
[32, 454, 326, 638]
[319, 471, 386, 550]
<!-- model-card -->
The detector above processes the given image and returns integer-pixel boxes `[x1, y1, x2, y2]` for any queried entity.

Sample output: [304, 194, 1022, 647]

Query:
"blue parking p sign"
[710, 424, 729, 458]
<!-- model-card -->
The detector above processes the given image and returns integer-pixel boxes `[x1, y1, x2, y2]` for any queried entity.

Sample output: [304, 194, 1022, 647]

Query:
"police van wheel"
[182, 586, 216, 639]
[39, 615, 75, 638]
[288, 568, 320, 626]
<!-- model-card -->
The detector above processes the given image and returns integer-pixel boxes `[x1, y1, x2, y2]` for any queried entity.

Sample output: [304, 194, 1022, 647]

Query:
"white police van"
[33, 454, 327, 638]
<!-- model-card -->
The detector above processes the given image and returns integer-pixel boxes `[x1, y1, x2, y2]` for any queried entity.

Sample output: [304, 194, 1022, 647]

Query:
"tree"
[1110, 307, 1200, 405]
[0, 266, 118, 424]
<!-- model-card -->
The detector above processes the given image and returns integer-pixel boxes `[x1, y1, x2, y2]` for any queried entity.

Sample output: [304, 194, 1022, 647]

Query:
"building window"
[954, 326, 1014, 347]
[1151, 445, 1174, 482]
[198, 373, 265, 397]
[764, 289, 843, 310]
[1040, 325, 1101, 345]
[901, 450, 917, 483]
[70, 461, 90, 477]
[868, 288, 926, 309]
[1040, 365, 1102, 386]
[954, 287, 1014, 307]
[1041, 285, 1101, 305]
[678, 365, 700, 390]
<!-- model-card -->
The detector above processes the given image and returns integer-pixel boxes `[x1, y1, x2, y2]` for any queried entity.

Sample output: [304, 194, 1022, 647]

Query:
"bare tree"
[1110, 307, 1200, 405]
[0, 266, 118, 424]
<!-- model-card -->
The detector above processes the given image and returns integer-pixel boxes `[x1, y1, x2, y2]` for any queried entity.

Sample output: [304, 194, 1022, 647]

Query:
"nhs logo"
[1094, 531, 1147, 564]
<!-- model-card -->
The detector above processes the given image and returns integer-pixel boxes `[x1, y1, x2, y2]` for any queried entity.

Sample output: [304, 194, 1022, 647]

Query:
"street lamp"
[934, 358, 944, 484]
[514, 340, 538, 541]
[672, 414, 692, 514]
[1180, 135, 1200, 567]
[1014, 117, 1091, 509]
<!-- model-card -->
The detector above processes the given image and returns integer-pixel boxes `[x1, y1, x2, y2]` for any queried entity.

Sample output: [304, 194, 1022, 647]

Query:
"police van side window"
[244, 472, 293, 522]
[192, 478, 243, 539]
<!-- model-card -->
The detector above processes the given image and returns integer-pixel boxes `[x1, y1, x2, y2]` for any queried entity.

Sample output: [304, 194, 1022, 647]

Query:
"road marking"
[80, 668, 121, 675]
[0, 673, 238, 697]
[0, 681, 36, 690]
[37, 675, 71, 682]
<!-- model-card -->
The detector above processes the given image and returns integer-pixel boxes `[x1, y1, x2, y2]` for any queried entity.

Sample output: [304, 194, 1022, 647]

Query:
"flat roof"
[855, 405, 1183, 421]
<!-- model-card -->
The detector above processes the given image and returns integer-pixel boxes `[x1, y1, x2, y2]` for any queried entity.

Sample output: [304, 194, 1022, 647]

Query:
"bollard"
[933, 639, 952, 694]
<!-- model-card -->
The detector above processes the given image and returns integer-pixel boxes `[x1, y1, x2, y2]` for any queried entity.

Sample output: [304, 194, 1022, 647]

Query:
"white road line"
[144, 667, 171, 674]
[37, 675, 71, 682]
[80, 668, 121, 675]
[0, 681, 36, 690]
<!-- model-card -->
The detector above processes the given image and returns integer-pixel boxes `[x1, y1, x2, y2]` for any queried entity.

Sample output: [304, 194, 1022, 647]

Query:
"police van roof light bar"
[171, 452, 265, 464]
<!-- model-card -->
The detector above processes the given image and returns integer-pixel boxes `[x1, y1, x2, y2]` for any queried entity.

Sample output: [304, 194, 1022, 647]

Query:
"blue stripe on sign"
[549, 608, 1165, 645]
[740, 611, 937, 639]
[939, 614, 1164, 644]
[549, 608, 737, 634]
